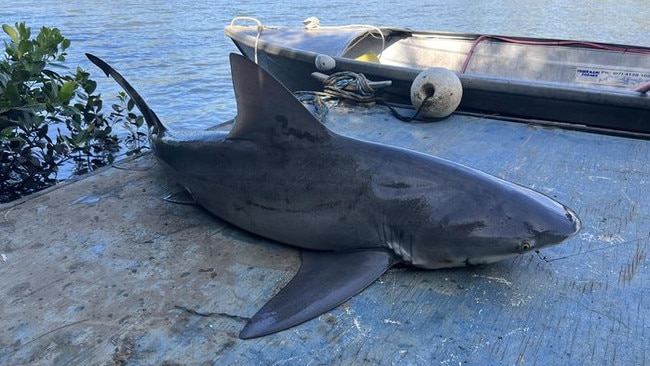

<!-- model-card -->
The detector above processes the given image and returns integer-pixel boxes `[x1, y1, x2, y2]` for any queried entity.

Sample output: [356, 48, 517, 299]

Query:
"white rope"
[229, 16, 262, 27]
[230, 17, 265, 64]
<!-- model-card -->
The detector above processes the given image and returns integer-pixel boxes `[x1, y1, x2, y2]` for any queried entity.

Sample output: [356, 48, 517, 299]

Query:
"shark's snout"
[565, 206, 581, 236]
[533, 205, 581, 249]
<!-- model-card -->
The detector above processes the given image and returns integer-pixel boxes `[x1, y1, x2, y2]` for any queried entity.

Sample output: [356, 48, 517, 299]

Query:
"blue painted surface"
[0, 105, 648, 364]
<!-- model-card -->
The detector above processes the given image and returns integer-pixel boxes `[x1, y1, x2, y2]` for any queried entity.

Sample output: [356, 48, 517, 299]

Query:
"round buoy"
[315, 54, 336, 72]
[410, 68, 462, 119]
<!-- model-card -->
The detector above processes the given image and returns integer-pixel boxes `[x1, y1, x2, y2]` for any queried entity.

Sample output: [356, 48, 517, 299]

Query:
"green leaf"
[58, 80, 76, 102]
[37, 124, 48, 138]
[2, 24, 18, 43]
[1, 126, 14, 137]
[11, 69, 31, 82]
[30, 60, 46, 75]
[17, 23, 30, 41]
[0, 72, 10, 87]
[29, 155, 41, 167]
[88, 80, 97, 94]
[4, 83, 20, 105]
[17, 39, 32, 58]
[61, 104, 82, 116]
[42, 69, 64, 80]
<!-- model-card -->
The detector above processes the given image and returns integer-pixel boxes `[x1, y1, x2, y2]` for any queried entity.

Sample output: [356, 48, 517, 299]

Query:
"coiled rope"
[298, 71, 437, 123]
[323, 71, 378, 103]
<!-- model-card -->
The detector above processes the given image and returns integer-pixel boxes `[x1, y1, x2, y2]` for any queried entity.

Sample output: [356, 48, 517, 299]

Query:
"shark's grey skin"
[87, 53, 581, 339]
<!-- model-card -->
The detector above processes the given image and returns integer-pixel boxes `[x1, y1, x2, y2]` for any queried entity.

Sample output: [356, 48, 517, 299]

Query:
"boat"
[225, 17, 650, 138]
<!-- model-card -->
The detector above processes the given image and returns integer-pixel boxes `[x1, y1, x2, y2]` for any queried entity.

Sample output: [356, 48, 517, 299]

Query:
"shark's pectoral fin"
[163, 188, 196, 205]
[239, 248, 400, 339]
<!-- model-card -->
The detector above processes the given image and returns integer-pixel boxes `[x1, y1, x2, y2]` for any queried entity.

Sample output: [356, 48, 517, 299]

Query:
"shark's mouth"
[464, 253, 518, 266]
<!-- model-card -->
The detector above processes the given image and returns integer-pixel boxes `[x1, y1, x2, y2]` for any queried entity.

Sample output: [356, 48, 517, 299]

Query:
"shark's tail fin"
[85, 53, 167, 135]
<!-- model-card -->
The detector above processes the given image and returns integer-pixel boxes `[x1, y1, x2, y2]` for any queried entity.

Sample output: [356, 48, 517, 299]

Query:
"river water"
[3, 0, 649, 131]
[1, 0, 648, 168]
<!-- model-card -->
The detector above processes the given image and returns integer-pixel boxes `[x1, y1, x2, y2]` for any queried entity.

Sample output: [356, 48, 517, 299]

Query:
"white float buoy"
[303, 16, 321, 29]
[315, 54, 336, 72]
[410, 67, 463, 119]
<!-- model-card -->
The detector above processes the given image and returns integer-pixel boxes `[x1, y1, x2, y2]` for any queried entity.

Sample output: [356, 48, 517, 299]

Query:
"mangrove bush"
[0, 23, 146, 203]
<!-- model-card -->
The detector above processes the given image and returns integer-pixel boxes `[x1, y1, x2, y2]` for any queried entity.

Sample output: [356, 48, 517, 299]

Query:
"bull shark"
[86, 53, 581, 339]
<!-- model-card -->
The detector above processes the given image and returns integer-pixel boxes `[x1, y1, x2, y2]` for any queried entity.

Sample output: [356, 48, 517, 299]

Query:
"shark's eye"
[519, 241, 532, 252]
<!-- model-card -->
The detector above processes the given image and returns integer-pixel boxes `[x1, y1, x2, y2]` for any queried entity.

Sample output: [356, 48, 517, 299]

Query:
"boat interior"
[341, 29, 650, 90]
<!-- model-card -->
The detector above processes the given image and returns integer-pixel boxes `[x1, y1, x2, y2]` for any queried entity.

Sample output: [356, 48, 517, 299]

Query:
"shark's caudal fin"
[85, 53, 167, 135]
[226, 53, 330, 143]
[239, 249, 399, 339]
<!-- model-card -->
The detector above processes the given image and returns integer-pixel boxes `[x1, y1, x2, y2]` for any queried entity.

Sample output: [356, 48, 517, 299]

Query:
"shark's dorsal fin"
[227, 53, 330, 143]
[239, 249, 400, 339]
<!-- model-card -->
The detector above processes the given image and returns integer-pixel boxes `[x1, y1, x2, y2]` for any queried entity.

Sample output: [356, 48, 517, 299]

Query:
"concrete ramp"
[1, 106, 648, 364]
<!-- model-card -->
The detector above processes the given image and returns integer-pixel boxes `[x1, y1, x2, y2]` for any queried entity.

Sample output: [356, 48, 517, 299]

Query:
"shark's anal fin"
[239, 248, 400, 339]
[163, 188, 196, 205]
